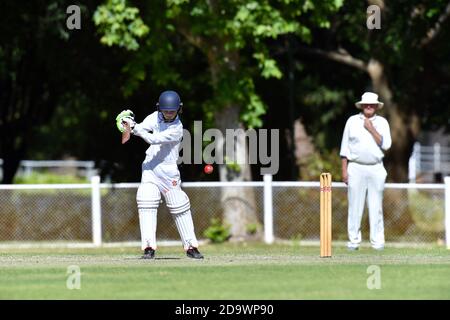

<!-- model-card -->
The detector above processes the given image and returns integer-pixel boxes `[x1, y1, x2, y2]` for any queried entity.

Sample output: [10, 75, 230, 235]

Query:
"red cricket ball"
[204, 164, 213, 174]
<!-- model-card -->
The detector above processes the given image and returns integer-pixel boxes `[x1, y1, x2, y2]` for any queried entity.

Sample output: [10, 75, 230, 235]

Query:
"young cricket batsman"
[116, 90, 204, 259]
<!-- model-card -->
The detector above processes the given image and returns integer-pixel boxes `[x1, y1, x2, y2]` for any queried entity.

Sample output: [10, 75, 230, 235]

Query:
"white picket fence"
[409, 142, 450, 182]
[0, 159, 97, 181]
[0, 175, 449, 249]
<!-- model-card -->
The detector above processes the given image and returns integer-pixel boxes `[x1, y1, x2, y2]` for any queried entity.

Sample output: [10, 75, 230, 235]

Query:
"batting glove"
[116, 110, 135, 133]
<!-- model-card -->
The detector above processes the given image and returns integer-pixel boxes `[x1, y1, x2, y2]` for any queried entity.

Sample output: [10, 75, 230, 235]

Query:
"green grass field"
[0, 243, 449, 300]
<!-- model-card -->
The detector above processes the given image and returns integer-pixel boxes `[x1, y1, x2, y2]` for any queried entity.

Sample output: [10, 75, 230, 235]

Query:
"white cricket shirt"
[339, 113, 392, 165]
[132, 111, 183, 164]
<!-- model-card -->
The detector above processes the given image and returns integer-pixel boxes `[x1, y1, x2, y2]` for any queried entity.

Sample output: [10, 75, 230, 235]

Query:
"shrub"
[13, 172, 89, 184]
[246, 223, 260, 235]
[203, 218, 231, 243]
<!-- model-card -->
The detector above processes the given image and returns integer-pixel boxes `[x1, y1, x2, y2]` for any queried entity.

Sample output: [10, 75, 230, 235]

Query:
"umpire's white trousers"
[347, 162, 387, 249]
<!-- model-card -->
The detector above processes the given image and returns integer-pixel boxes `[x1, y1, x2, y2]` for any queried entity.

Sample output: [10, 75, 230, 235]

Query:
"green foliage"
[93, 0, 343, 128]
[226, 0, 301, 45]
[224, 156, 241, 173]
[246, 223, 260, 235]
[237, 78, 266, 128]
[298, 74, 356, 151]
[13, 172, 89, 184]
[299, 150, 343, 181]
[203, 218, 231, 244]
[290, 233, 303, 246]
[408, 190, 444, 232]
[253, 53, 283, 79]
[93, 0, 149, 51]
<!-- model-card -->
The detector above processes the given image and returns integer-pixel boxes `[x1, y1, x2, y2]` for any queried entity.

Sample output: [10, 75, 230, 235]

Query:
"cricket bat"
[121, 121, 131, 144]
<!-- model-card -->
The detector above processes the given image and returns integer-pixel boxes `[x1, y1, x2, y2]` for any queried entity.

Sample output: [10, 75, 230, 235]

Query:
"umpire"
[340, 92, 392, 251]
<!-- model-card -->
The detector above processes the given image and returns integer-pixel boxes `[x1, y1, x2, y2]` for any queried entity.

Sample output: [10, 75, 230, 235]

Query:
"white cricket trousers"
[347, 161, 387, 249]
[139, 158, 199, 250]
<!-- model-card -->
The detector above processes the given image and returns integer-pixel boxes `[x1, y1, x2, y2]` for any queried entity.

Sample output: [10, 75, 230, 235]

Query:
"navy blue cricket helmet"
[156, 90, 183, 112]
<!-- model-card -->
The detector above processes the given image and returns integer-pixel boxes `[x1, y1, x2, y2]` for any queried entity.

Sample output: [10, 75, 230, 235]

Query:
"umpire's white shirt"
[339, 113, 391, 164]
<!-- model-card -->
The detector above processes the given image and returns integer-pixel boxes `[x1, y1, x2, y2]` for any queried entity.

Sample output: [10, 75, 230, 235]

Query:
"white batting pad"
[139, 209, 157, 250]
[164, 189, 190, 215]
[164, 189, 198, 249]
[173, 210, 199, 250]
[136, 183, 161, 250]
[137, 183, 161, 209]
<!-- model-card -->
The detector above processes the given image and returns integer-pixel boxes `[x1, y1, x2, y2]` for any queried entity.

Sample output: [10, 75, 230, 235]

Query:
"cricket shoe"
[141, 247, 155, 259]
[186, 247, 204, 259]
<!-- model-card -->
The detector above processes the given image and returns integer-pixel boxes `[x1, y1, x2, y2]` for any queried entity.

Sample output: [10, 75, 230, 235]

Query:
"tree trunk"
[179, 21, 261, 240]
[215, 105, 260, 240]
[0, 119, 31, 184]
[367, 59, 420, 182]
[1, 146, 24, 184]
[294, 118, 316, 180]
[383, 107, 419, 182]
[366, 59, 421, 230]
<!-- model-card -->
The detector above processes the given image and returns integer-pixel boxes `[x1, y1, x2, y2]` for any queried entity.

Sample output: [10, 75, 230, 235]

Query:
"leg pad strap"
[136, 183, 161, 209]
[164, 189, 190, 215]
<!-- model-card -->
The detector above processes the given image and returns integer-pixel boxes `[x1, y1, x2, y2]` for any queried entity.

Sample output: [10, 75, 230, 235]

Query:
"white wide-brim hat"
[355, 92, 384, 109]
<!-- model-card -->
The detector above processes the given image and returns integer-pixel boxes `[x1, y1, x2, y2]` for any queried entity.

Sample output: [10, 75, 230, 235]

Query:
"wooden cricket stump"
[320, 173, 332, 258]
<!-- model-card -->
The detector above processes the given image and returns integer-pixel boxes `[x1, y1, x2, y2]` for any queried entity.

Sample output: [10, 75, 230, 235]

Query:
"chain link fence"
[271, 184, 445, 243]
[0, 178, 448, 246]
